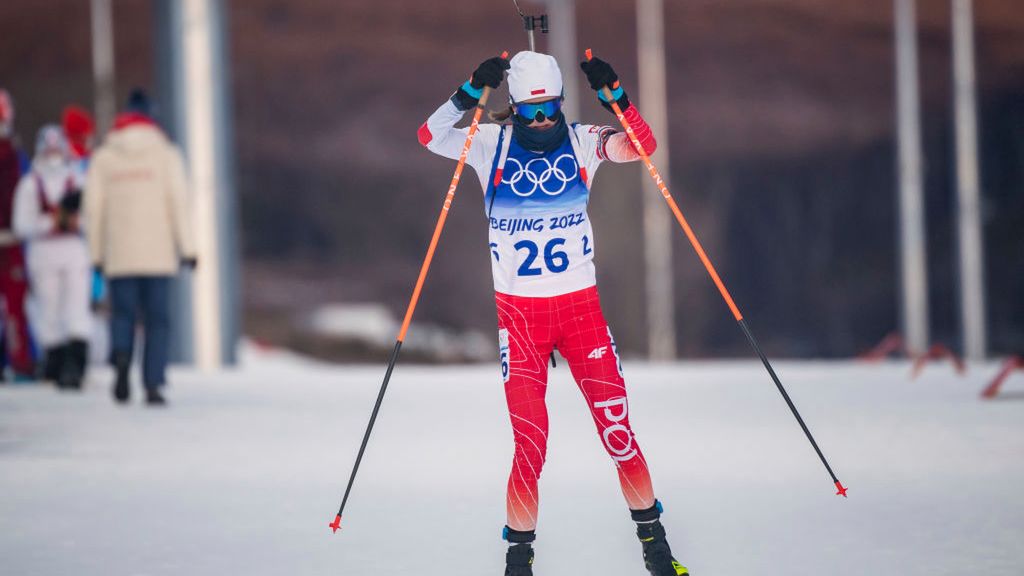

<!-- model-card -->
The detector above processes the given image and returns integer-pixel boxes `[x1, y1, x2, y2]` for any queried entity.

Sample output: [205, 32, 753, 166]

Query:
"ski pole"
[330, 51, 510, 534]
[585, 48, 847, 498]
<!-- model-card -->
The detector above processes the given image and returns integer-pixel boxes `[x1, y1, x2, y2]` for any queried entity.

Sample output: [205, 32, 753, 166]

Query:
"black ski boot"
[632, 501, 688, 575]
[57, 339, 88, 390]
[112, 352, 131, 403]
[503, 527, 535, 576]
[43, 345, 67, 383]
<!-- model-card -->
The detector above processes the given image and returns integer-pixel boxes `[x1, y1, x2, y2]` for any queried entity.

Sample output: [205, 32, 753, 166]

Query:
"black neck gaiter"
[511, 112, 568, 154]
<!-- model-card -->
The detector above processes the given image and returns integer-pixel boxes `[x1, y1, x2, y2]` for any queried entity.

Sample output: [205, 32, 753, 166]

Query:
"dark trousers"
[109, 276, 171, 389]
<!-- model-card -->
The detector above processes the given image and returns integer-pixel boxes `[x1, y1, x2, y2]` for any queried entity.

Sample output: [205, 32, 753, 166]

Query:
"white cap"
[507, 51, 563, 103]
[34, 124, 69, 159]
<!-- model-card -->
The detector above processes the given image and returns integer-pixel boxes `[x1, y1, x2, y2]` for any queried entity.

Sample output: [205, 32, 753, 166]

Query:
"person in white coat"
[12, 125, 90, 389]
[85, 89, 197, 406]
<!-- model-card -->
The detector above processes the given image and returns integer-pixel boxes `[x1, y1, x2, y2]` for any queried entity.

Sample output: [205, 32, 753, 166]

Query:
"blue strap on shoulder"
[485, 126, 507, 218]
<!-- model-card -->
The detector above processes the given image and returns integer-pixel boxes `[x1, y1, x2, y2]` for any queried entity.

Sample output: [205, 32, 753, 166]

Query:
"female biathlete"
[418, 51, 687, 576]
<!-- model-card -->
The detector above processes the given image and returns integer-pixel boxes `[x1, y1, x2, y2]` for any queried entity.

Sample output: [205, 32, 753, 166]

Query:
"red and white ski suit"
[420, 95, 660, 531]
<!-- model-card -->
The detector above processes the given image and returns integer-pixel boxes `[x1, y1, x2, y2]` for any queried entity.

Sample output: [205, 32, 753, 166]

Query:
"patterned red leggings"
[496, 286, 656, 532]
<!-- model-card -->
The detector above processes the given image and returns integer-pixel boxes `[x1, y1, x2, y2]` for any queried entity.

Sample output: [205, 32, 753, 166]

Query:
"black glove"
[470, 56, 510, 90]
[61, 190, 82, 214]
[580, 57, 618, 91]
[181, 257, 198, 270]
[580, 57, 631, 113]
[453, 56, 510, 111]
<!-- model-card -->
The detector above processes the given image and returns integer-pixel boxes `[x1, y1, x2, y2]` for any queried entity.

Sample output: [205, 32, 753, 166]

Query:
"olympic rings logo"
[502, 154, 578, 197]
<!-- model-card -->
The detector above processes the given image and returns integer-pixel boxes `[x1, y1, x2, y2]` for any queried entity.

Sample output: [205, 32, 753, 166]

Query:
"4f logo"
[587, 346, 608, 359]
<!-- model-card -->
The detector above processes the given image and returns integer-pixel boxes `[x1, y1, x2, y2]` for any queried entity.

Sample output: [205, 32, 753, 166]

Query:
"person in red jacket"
[419, 53, 687, 576]
[0, 89, 35, 381]
[62, 105, 95, 177]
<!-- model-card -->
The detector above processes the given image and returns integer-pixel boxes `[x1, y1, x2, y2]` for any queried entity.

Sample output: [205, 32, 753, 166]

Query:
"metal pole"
[951, 0, 987, 360]
[90, 0, 116, 136]
[894, 0, 930, 355]
[179, 0, 227, 370]
[637, 0, 676, 360]
[210, 0, 241, 365]
[545, 0, 579, 120]
[154, 0, 196, 365]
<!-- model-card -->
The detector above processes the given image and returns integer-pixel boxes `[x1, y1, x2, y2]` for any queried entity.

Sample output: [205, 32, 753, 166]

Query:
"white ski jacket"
[419, 98, 656, 297]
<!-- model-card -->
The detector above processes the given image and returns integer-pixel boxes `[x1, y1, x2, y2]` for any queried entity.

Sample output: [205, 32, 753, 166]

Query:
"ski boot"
[503, 526, 535, 576]
[43, 344, 67, 383]
[632, 501, 688, 575]
[57, 339, 88, 391]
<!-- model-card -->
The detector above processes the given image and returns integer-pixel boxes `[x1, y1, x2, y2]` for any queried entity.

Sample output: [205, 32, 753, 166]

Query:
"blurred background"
[3, 3, 1024, 575]
[1, 0, 1022, 365]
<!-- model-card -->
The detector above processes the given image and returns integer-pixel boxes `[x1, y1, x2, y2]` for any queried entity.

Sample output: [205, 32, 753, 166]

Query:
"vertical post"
[178, 0, 230, 370]
[154, 0, 193, 364]
[637, 0, 676, 360]
[157, 0, 239, 367]
[214, 0, 241, 366]
[90, 0, 116, 135]
[894, 0, 929, 355]
[951, 0, 987, 360]
[545, 0, 580, 120]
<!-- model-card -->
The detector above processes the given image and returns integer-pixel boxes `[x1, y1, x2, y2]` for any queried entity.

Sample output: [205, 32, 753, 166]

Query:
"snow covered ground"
[2, 348, 1023, 576]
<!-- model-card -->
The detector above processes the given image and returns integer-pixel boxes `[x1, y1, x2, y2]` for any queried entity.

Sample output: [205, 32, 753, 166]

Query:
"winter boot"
[112, 351, 131, 403]
[43, 345, 67, 383]
[632, 501, 688, 575]
[503, 527, 535, 576]
[145, 387, 167, 406]
[57, 339, 88, 390]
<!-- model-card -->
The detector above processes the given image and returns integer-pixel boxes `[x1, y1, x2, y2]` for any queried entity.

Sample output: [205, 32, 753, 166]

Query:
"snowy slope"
[1, 350, 1022, 575]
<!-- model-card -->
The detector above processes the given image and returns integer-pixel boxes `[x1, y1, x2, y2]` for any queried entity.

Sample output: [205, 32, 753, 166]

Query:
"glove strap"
[461, 80, 484, 100]
[598, 84, 624, 103]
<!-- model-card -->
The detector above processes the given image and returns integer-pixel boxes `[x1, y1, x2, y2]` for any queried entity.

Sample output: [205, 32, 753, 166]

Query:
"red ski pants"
[0, 244, 34, 374]
[496, 286, 655, 532]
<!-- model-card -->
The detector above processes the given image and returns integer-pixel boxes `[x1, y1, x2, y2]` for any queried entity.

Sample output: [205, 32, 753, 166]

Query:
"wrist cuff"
[451, 87, 479, 112]
[598, 85, 624, 103]
[461, 80, 483, 100]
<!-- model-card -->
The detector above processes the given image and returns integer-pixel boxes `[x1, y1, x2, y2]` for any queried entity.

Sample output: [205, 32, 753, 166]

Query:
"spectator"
[12, 125, 90, 389]
[62, 104, 108, 355]
[84, 89, 196, 406]
[0, 89, 35, 381]
[62, 105, 95, 180]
